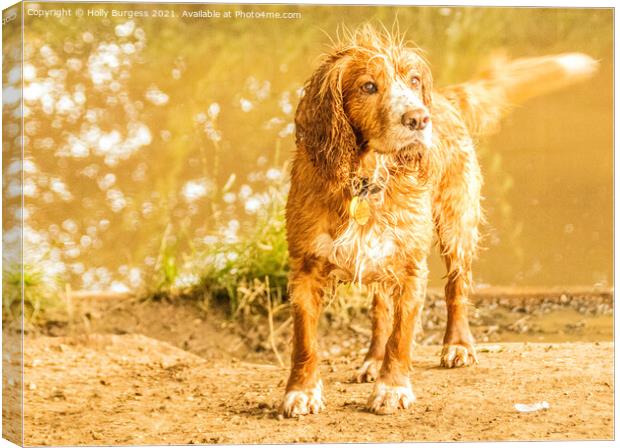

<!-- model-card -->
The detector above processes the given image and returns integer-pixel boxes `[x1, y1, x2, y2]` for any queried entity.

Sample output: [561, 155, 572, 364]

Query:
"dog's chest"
[314, 187, 434, 283]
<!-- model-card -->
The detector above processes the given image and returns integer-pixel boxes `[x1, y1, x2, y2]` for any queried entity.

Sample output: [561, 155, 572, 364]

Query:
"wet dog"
[280, 25, 597, 416]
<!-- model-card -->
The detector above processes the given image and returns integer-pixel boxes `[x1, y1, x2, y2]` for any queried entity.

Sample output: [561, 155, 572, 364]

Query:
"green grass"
[197, 181, 289, 315]
[147, 167, 290, 317]
[2, 263, 65, 323]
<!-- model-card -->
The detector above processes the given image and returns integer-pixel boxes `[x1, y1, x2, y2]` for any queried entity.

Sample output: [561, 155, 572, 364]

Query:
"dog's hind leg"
[433, 144, 482, 368]
[439, 253, 479, 368]
[354, 284, 393, 383]
[279, 257, 328, 418]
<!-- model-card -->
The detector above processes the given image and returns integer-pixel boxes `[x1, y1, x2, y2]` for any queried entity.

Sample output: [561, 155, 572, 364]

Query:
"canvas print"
[2, 1, 613, 445]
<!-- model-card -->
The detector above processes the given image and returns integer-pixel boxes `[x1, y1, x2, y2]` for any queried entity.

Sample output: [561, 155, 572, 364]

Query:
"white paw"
[279, 380, 324, 418]
[367, 379, 415, 415]
[353, 359, 381, 383]
[440, 344, 478, 368]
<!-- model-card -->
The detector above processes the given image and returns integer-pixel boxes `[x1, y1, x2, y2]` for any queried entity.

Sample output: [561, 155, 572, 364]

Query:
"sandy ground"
[2, 290, 613, 445]
[21, 334, 613, 445]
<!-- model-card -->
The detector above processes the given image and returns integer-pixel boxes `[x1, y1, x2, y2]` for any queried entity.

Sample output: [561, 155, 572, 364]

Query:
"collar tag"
[349, 195, 370, 226]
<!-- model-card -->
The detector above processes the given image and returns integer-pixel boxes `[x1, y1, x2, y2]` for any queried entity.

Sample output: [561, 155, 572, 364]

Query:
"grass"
[2, 263, 66, 323]
[197, 178, 289, 316]
[146, 165, 290, 318]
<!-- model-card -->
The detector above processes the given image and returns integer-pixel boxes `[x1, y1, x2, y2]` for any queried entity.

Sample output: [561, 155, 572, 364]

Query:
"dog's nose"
[401, 109, 430, 130]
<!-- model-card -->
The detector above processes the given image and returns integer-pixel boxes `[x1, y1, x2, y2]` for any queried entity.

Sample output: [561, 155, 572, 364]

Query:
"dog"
[280, 24, 597, 417]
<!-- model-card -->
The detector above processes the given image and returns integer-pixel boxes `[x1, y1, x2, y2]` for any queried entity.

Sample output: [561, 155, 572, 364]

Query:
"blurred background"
[2, 3, 613, 317]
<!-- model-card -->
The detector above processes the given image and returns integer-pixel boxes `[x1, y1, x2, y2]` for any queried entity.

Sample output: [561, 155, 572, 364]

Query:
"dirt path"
[22, 333, 613, 445]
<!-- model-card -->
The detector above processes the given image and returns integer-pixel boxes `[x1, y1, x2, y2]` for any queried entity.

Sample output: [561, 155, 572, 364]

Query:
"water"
[3, 4, 613, 292]
[491, 308, 613, 343]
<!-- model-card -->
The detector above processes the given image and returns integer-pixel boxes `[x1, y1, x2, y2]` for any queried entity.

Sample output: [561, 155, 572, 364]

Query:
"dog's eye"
[361, 82, 378, 94]
[410, 76, 421, 88]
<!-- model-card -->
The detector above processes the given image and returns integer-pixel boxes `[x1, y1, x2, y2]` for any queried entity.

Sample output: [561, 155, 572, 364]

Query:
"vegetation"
[147, 167, 290, 316]
[2, 263, 65, 323]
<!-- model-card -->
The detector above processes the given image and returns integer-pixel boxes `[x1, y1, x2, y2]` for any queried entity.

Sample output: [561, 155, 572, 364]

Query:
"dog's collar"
[350, 141, 387, 198]
[350, 176, 385, 198]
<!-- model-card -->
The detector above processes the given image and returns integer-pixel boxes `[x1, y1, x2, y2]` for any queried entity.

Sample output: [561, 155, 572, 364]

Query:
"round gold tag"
[349, 196, 370, 226]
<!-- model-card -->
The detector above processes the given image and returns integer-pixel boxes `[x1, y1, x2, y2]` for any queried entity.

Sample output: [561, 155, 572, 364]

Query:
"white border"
[0, 1, 615, 448]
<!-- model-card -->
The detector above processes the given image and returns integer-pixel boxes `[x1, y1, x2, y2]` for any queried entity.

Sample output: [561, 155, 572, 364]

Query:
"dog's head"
[295, 25, 433, 185]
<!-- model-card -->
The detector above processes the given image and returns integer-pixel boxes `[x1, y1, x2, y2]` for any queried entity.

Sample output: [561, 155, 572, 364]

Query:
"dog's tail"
[441, 52, 599, 136]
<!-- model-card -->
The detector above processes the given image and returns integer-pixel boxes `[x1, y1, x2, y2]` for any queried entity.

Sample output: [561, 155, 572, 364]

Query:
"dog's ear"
[295, 55, 357, 186]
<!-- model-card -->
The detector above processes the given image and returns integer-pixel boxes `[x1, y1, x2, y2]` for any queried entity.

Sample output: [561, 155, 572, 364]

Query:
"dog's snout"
[401, 109, 430, 131]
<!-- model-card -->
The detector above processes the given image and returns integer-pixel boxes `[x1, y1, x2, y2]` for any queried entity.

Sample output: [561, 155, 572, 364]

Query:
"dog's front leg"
[367, 265, 427, 415]
[279, 261, 327, 418]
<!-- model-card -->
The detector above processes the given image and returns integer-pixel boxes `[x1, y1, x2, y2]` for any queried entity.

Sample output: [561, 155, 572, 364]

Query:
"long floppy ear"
[294, 54, 357, 186]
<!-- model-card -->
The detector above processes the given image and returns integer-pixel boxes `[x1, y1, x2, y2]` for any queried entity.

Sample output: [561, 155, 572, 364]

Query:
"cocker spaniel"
[280, 24, 597, 417]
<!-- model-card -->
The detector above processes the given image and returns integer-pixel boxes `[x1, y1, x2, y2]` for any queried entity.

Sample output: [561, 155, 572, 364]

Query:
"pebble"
[329, 346, 342, 356]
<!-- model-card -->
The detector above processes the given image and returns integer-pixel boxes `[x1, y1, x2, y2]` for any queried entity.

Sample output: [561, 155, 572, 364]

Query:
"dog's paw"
[278, 381, 324, 418]
[440, 343, 478, 368]
[353, 359, 381, 383]
[366, 380, 415, 415]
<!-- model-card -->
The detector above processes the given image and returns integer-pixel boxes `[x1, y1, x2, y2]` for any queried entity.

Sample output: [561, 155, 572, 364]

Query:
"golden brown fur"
[280, 25, 597, 417]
